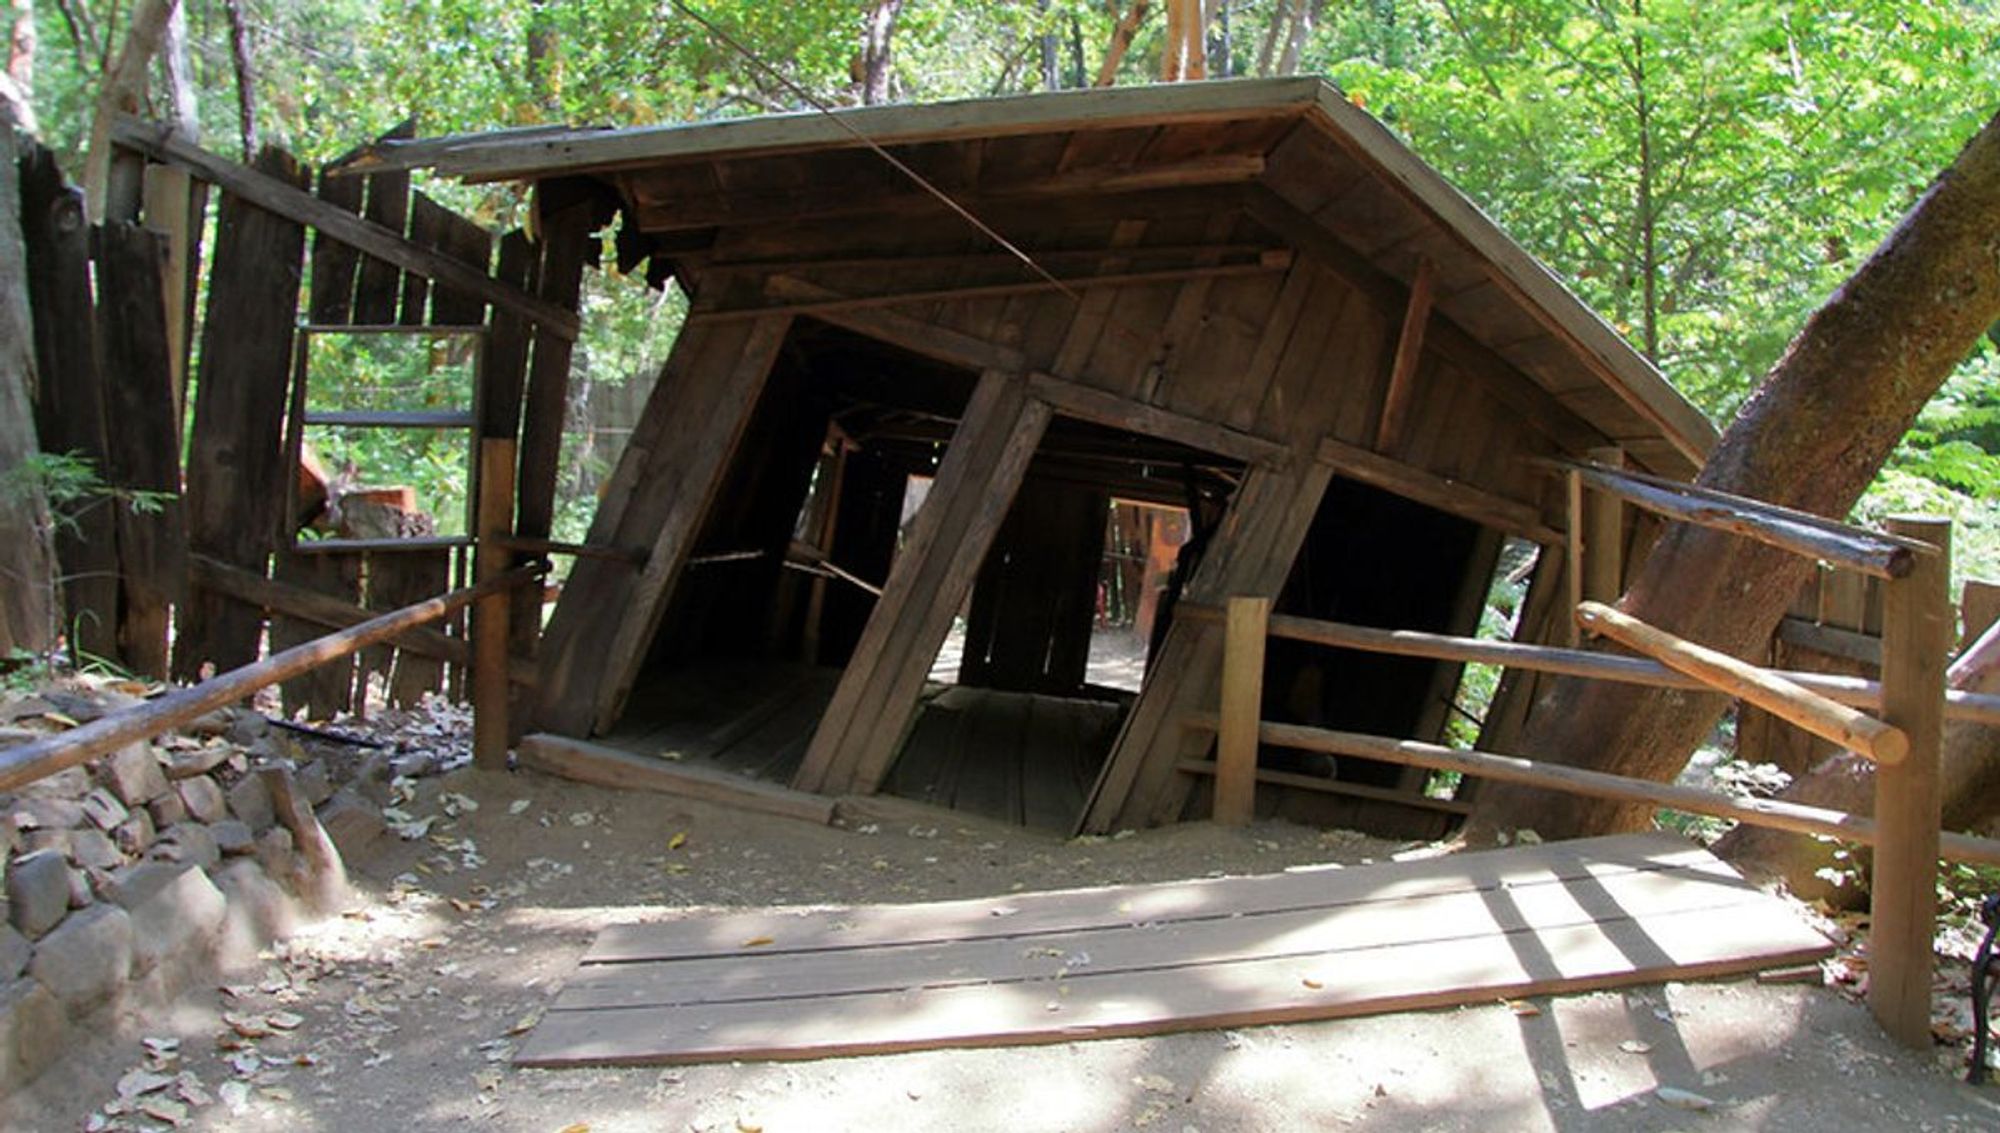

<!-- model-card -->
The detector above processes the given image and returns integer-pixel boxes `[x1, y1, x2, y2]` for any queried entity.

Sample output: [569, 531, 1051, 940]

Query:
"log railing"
[1207, 460, 1974, 1050]
[0, 564, 544, 793]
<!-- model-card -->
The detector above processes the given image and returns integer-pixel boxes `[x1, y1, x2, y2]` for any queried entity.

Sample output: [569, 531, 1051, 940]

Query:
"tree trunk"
[1466, 109, 2000, 842]
[223, 0, 257, 157]
[1714, 615, 2000, 900]
[1275, 0, 1315, 76]
[1096, 1, 1151, 87]
[859, 0, 903, 106]
[84, 0, 178, 221]
[0, 123, 57, 654]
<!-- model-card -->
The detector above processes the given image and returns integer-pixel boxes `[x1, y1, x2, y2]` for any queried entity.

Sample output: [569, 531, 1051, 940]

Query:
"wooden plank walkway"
[516, 833, 1832, 1067]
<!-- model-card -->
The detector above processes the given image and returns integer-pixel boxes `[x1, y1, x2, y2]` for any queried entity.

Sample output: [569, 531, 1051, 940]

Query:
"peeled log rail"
[1174, 604, 2000, 727]
[1576, 602, 1909, 765]
[0, 564, 543, 792]
[1222, 717, 2000, 868]
[1542, 458, 1917, 580]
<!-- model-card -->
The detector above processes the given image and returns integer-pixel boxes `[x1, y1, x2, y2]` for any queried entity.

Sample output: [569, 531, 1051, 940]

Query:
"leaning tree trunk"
[1714, 620, 2000, 901]
[1467, 109, 2000, 843]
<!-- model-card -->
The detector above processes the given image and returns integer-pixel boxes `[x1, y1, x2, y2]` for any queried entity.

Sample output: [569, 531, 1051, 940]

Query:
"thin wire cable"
[672, 0, 1084, 306]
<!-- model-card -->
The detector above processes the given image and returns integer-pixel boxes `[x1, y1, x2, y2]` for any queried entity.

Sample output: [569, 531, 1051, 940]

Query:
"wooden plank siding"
[18, 142, 122, 665]
[90, 223, 187, 678]
[174, 149, 310, 681]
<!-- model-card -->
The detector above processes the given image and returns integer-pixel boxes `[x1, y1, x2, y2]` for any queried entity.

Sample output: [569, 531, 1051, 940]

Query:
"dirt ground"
[15, 763, 2000, 1133]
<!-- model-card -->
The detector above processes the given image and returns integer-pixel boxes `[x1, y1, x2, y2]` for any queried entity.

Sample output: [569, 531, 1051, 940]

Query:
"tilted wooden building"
[365, 76, 1718, 836]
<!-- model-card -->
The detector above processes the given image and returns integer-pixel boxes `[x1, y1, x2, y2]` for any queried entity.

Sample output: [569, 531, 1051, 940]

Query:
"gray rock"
[181, 710, 232, 738]
[317, 790, 386, 862]
[67, 827, 123, 871]
[354, 753, 397, 807]
[66, 866, 92, 909]
[210, 819, 255, 856]
[9, 795, 83, 832]
[79, 787, 129, 831]
[213, 859, 299, 952]
[6, 850, 73, 938]
[97, 860, 184, 909]
[22, 828, 69, 856]
[28, 903, 132, 1013]
[0, 977, 68, 1094]
[176, 775, 228, 822]
[147, 790, 188, 829]
[295, 760, 335, 808]
[226, 774, 274, 831]
[155, 822, 220, 870]
[97, 742, 170, 806]
[42, 688, 141, 723]
[0, 924, 28, 979]
[111, 809, 155, 856]
[254, 827, 299, 890]
[163, 743, 234, 781]
[128, 867, 226, 975]
[17, 766, 89, 799]
[0, 813, 17, 858]
[223, 713, 270, 747]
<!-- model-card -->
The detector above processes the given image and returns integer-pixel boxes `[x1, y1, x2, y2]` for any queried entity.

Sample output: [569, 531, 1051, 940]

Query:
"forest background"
[5, 0, 1998, 571]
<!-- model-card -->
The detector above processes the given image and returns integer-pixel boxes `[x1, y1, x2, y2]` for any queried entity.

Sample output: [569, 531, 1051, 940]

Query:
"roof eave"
[1303, 87, 1718, 470]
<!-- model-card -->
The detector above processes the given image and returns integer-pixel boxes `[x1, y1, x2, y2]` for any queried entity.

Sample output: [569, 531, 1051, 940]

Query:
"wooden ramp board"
[517, 833, 1831, 1067]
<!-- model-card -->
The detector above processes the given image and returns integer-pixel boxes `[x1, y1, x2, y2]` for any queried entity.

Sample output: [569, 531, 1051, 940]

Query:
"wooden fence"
[1202, 458, 2000, 1051]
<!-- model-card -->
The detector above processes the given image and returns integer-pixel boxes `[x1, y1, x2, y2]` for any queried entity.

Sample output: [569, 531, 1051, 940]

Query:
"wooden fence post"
[1870, 515, 1951, 1048]
[474, 438, 517, 769]
[1581, 446, 1625, 603]
[1215, 595, 1271, 825]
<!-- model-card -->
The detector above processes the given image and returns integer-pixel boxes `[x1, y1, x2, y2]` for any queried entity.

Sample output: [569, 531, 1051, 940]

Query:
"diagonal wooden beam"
[1317, 436, 1560, 545]
[1373, 257, 1435, 454]
[1026, 371, 1287, 467]
[110, 116, 581, 339]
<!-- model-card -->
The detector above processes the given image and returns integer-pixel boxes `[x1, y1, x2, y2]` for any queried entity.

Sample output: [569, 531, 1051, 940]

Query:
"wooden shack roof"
[355, 77, 1716, 476]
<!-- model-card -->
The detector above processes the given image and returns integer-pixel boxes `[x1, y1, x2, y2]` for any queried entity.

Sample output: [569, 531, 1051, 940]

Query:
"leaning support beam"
[794, 372, 1052, 797]
[1027, 371, 1288, 467]
[108, 116, 580, 339]
[1318, 436, 1560, 546]
[0, 565, 543, 792]
[1869, 517, 1951, 1048]
[1575, 601, 1908, 765]
[1372, 257, 1434, 454]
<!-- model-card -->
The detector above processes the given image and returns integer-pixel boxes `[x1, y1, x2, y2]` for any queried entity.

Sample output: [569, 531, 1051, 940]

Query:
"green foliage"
[4, 450, 172, 537]
[17, 0, 1998, 588]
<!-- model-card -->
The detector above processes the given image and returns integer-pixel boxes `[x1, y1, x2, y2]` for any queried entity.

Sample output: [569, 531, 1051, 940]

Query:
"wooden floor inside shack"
[515, 832, 1834, 1067]
[600, 661, 1124, 832]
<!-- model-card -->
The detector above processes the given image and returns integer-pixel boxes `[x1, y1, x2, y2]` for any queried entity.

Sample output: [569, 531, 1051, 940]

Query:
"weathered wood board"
[175, 148, 309, 681]
[516, 833, 1830, 1066]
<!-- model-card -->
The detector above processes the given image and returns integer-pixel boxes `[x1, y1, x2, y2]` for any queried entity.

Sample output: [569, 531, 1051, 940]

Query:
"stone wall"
[0, 691, 387, 1099]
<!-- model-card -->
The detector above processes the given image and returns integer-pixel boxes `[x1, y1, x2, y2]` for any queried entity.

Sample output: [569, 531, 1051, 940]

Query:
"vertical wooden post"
[473, 438, 517, 770]
[1565, 469, 1585, 646]
[1869, 515, 1950, 1048]
[1581, 446, 1625, 603]
[1214, 595, 1270, 825]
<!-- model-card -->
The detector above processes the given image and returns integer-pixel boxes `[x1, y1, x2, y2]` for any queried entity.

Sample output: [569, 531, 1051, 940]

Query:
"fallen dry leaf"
[741, 936, 774, 948]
